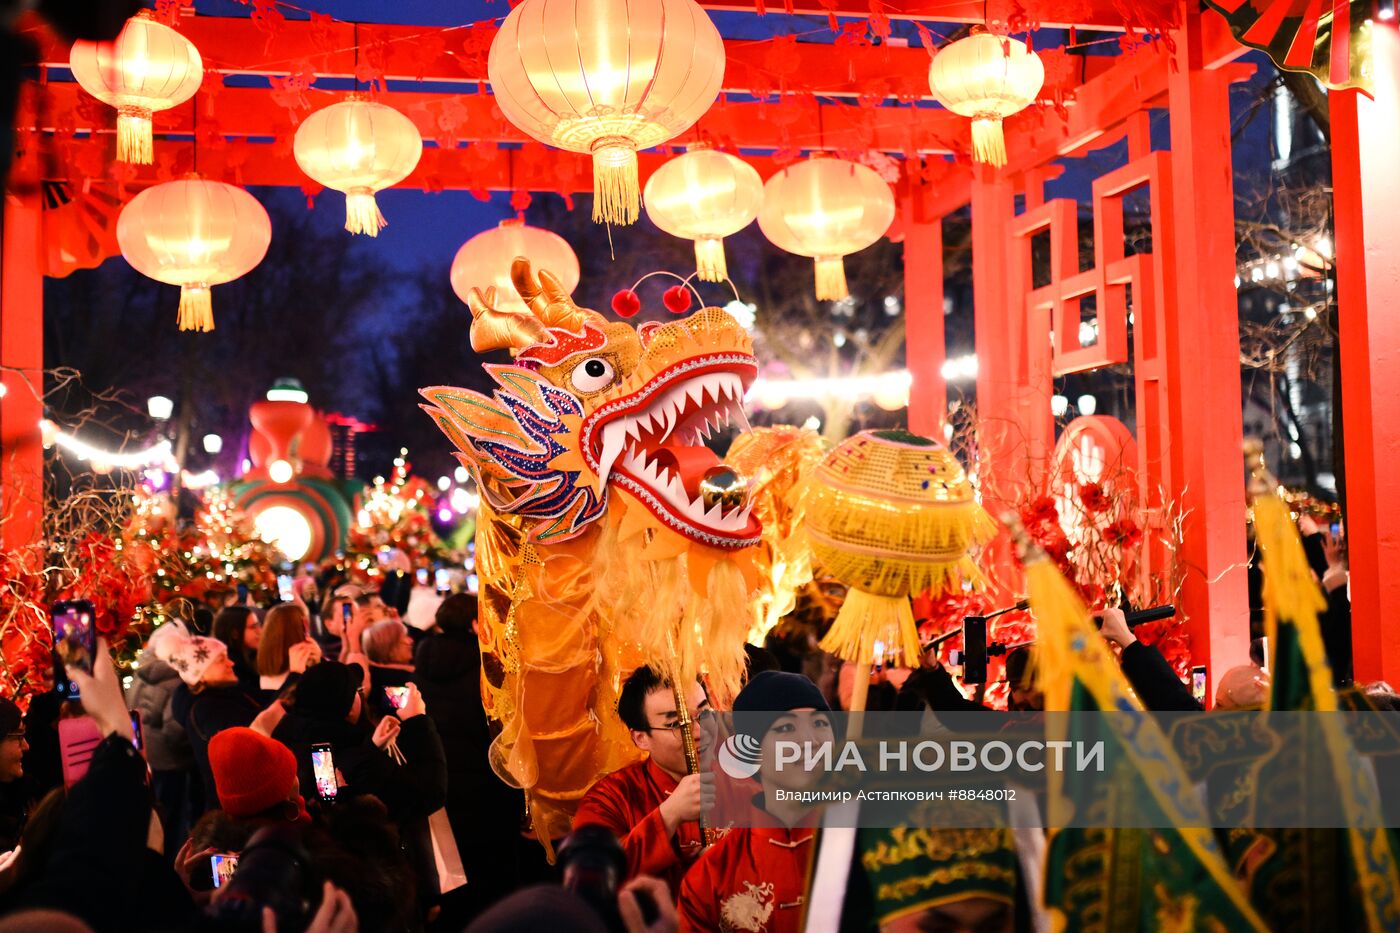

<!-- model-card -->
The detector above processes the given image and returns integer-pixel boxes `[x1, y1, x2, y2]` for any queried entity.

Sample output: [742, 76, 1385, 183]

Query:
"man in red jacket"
[573, 665, 714, 897]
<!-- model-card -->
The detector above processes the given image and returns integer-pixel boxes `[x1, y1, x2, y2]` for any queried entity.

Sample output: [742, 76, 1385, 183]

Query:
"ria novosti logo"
[718, 733, 762, 780]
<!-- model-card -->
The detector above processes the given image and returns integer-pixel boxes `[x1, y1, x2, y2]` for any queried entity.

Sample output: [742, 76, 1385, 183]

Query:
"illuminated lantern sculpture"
[487, 0, 725, 226]
[644, 148, 763, 282]
[68, 10, 203, 165]
[757, 157, 895, 302]
[928, 31, 1044, 168]
[807, 430, 994, 672]
[450, 219, 580, 316]
[294, 97, 423, 236]
[116, 176, 271, 332]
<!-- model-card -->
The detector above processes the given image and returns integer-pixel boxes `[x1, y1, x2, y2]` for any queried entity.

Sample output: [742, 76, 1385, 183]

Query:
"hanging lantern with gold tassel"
[806, 430, 995, 670]
[68, 10, 203, 165]
[757, 157, 895, 301]
[643, 148, 763, 282]
[487, 0, 725, 226]
[928, 30, 1044, 168]
[293, 97, 423, 236]
[116, 176, 271, 332]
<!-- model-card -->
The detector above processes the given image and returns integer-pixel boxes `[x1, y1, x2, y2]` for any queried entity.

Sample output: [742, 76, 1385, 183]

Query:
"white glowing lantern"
[487, 0, 725, 225]
[268, 459, 295, 484]
[68, 10, 203, 164]
[450, 220, 579, 316]
[928, 31, 1044, 168]
[294, 97, 423, 236]
[757, 158, 895, 302]
[644, 149, 763, 281]
[253, 505, 313, 562]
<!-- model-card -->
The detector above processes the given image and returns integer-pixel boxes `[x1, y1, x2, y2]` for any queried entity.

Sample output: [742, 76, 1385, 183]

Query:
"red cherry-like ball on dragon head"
[662, 285, 693, 314]
[611, 289, 641, 318]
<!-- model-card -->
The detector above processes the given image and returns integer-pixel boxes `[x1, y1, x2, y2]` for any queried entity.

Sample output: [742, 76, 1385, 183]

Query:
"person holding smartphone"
[164, 628, 264, 813]
[272, 662, 448, 916]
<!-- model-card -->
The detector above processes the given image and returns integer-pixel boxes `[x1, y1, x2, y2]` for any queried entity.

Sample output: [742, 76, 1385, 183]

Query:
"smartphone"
[434, 568, 450, 594]
[1191, 665, 1208, 705]
[209, 853, 239, 890]
[129, 709, 144, 751]
[51, 599, 97, 700]
[961, 615, 988, 685]
[340, 602, 353, 626]
[310, 742, 338, 801]
[277, 575, 295, 603]
[384, 686, 410, 711]
[1330, 521, 1342, 537]
[236, 582, 249, 604]
[416, 567, 430, 587]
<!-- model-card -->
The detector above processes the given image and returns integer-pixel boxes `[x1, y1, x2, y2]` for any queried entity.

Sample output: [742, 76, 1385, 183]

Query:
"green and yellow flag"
[1026, 550, 1267, 933]
[1244, 488, 1400, 932]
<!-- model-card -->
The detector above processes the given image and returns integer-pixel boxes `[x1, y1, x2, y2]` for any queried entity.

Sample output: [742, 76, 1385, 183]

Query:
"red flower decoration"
[1103, 518, 1143, 548]
[1022, 495, 1059, 528]
[1078, 482, 1111, 513]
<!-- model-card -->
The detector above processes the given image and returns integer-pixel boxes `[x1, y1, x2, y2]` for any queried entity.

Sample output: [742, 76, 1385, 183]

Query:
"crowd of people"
[0, 515, 1374, 932]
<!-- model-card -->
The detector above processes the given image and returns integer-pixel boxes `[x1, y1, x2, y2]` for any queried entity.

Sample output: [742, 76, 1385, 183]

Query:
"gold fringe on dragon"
[421, 258, 823, 849]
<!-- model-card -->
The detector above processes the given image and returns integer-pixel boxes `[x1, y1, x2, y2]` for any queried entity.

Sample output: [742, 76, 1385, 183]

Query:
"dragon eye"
[571, 357, 615, 393]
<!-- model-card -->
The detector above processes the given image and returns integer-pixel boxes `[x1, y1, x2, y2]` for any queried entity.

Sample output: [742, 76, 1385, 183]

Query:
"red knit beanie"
[208, 727, 300, 818]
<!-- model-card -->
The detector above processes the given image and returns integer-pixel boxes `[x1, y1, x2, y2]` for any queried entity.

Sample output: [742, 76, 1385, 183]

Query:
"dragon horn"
[511, 256, 602, 331]
[466, 285, 547, 353]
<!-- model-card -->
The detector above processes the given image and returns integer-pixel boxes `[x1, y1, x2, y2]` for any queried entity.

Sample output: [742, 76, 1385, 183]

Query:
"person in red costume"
[679, 671, 834, 933]
[573, 665, 715, 896]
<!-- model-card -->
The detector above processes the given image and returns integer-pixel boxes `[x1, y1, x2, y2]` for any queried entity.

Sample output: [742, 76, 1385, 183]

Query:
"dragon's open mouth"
[582, 355, 762, 547]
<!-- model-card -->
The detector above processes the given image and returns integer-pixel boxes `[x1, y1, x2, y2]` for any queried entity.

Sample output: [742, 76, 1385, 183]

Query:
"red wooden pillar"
[1, 186, 45, 557]
[1163, 10, 1251, 689]
[1330, 24, 1400, 683]
[971, 168, 1018, 507]
[901, 185, 947, 438]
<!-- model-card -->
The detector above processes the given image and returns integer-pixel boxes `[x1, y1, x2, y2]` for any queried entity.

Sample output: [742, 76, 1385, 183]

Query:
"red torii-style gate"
[4, 0, 1399, 688]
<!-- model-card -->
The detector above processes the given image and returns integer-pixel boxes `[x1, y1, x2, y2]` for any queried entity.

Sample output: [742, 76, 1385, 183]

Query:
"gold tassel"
[818, 588, 921, 667]
[694, 237, 728, 282]
[344, 188, 386, 236]
[591, 142, 640, 225]
[177, 285, 214, 333]
[117, 106, 154, 165]
[804, 483, 995, 599]
[970, 116, 1008, 168]
[814, 256, 849, 301]
[690, 559, 751, 708]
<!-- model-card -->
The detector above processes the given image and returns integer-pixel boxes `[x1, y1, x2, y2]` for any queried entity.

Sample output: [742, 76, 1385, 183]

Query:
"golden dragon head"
[422, 258, 761, 549]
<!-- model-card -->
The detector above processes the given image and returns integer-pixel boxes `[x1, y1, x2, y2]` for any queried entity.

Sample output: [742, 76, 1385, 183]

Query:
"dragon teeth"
[596, 422, 628, 494]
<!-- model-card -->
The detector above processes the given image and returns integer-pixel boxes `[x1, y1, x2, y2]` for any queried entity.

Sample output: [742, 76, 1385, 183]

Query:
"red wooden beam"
[26, 82, 965, 155]
[696, 0, 1142, 30]
[29, 141, 798, 194]
[24, 15, 943, 102]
